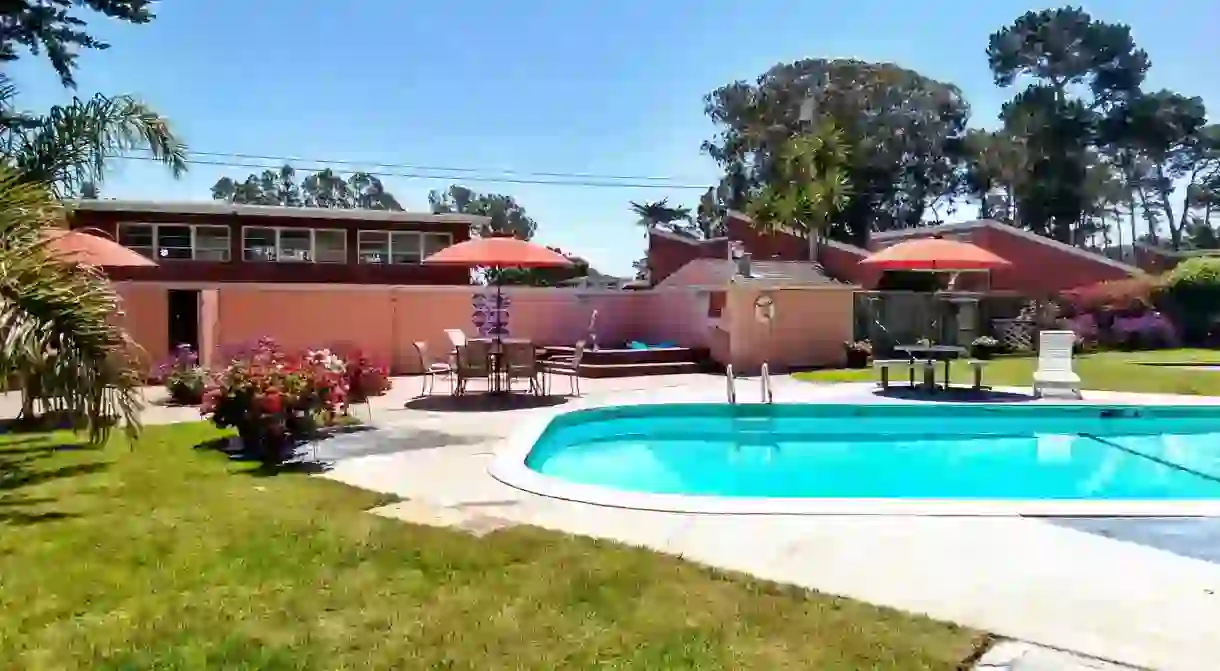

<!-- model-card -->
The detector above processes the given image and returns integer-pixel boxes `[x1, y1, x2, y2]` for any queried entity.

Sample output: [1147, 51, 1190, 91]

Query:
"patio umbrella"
[42, 229, 158, 268]
[422, 233, 573, 341]
[858, 235, 1011, 271]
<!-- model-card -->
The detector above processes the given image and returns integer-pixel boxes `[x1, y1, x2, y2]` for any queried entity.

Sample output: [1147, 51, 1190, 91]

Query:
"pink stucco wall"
[717, 285, 856, 375]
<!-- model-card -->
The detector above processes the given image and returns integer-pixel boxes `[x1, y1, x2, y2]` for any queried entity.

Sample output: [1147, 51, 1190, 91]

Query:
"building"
[66, 200, 486, 285]
[648, 211, 1143, 297]
[67, 199, 488, 357]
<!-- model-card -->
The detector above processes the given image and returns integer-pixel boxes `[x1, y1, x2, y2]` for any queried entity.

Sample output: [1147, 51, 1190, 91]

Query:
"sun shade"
[422, 235, 574, 268]
[858, 237, 1011, 271]
[42, 229, 158, 268]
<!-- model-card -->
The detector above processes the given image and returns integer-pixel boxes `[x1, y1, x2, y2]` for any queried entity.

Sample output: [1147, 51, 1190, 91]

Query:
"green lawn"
[795, 348, 1220, 395]
[0, 423, 984, 670]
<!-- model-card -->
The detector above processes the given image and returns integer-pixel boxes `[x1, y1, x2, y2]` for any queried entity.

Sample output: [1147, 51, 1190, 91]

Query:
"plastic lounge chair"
[411, 340, 453, 397]
[542, 339, 585, 396]
[454, 339, 491, 396]
[1032, 330, 1082, 399]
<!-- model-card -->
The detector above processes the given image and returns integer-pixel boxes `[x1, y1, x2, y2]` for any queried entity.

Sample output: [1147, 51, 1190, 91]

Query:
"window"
[422, 232, 452, 258]
[117, 222, 230, 261]
[278, 229, 312, 262]
[357, 231, 389, 264]
[243, 227, 277, 262]
[117, 223, 154, 258]
[156, 224, 192, 260]
[313, 229, 347, 264]
[194, 225, 231, 261]
[358, 230, 453, 264]
[389, 232, 421, 264]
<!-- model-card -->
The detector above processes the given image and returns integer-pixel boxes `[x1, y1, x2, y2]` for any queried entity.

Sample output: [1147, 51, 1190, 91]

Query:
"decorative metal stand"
[471, 291, 511, 338]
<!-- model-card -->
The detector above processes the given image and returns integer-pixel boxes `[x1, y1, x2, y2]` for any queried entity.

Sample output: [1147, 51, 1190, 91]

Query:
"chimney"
[736, 252, 753, 278]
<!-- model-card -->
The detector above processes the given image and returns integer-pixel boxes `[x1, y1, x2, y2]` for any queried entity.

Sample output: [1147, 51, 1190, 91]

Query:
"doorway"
[167, 289, 200, 355]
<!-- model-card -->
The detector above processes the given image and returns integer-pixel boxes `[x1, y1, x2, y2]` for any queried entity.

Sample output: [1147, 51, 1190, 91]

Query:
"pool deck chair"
[1032, 330, 1082, 399]
[873, 358, 930, 390]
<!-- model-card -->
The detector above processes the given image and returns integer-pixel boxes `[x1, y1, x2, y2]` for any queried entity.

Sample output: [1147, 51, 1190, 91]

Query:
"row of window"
[115, 223, 453, 265]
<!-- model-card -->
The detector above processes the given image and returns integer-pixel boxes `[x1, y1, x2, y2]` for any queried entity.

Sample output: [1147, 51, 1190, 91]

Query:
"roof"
[870, 219, 1142, 274]
[65, 199, 490, 226]
[660, 258, 844, 288]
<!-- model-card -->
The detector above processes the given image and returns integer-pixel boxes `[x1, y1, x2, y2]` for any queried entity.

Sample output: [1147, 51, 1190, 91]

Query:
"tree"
[628, 198, 691, 237]
[704, 58, 969, 245]
[211, 165, 404, 210]
[0, 0, 155, 88]
[0, 169, 144, 442]
[987, 7, 1150, 243]
[0, 2, 186, 440]
[745, 119, 850, 249]
[428, 185, 537, 239]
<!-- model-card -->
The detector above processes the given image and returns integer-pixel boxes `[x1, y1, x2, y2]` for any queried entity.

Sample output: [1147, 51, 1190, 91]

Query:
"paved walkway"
[317, 375, 1220, 671]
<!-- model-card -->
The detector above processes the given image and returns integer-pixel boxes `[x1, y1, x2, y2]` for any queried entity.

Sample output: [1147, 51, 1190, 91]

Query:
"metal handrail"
[760, 362, 773, 404]
[725, 364, 737, 405]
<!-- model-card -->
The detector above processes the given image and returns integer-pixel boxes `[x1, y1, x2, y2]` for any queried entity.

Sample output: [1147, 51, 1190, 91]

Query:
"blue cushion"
[628, 341, 647, 350]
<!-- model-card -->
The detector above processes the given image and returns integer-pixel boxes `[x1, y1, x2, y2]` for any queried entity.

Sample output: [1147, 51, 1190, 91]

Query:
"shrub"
[1059, 313, 1099, 350]
[843, 340, 871, 368]
[1058, 276, 1163, 318]
[158, 344, 207, 405]
[201, 337, 348, 467]
[335, 348, 391, 401]
[970, 335, 999, 359]
[1162, 257, 1220, 345]
[1111, 311, 1180, 350]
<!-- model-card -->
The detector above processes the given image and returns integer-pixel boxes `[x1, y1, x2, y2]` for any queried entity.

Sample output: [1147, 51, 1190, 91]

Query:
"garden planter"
[845, 351, 870, 369]
[970, 348, 994, 361]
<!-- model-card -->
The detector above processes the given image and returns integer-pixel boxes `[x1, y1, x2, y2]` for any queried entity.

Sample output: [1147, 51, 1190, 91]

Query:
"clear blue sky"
[9, 1, 1220, 274]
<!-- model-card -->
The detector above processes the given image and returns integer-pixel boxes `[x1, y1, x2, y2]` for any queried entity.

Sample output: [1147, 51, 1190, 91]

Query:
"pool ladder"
[725, 363, 773, 404]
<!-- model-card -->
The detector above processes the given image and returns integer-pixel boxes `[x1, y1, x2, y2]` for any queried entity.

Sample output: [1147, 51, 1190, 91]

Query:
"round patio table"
[893, 344, 967, 391]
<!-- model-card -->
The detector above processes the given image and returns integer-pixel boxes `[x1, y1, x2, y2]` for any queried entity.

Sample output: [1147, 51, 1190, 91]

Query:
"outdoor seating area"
[415, 334, 587, 399]
[873, 343, 992, 393]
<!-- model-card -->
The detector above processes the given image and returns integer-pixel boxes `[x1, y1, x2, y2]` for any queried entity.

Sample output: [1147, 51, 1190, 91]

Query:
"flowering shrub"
[1059, 313, 1099, 351]
[1058, 276, 1163, 318]
[843, 340, 872, 368]
[201, 337, 349, 467]
[338, 349, 391, 401]
[970, 335, 999, 359]
[1111, 311, 1179, 350]
[158, 344, 208, 405]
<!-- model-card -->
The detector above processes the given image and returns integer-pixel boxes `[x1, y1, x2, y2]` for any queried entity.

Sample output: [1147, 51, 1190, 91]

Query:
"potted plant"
[843, 340, 872, 369]
[158, 344, 208, 405]
[201, 338, 348, 468]
[970, 335, 999, 360]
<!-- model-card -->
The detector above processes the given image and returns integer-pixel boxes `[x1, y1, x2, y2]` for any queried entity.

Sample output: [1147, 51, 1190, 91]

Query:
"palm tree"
[629, 198, 692, 237]
[0, 73, 186, 442]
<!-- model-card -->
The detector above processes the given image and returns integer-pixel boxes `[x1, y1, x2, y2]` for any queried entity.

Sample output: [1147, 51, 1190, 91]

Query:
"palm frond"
[2, 92, 187, 197]
[0, 167, 143, 444]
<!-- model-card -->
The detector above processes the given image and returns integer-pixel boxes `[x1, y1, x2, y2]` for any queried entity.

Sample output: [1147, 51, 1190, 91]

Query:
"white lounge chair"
[1032, 330, 1082, 399]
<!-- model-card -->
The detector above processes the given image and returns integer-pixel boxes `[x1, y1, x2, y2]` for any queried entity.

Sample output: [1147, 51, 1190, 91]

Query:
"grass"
[0, 423, 984, 670]
[795, 348, 1220, 395]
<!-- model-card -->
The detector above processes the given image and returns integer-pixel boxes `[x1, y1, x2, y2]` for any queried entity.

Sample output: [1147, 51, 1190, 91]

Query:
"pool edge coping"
[487, 396, 1220, 517]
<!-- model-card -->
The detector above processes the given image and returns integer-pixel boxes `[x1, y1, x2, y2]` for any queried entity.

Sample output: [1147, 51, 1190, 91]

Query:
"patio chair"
[443, 329, 466, 368]
[411, 340, 453, 397]
[1032, 330, 1082, 399]
[542, 339, 585, 397]
[503, 341, 543, 395]
[454, 339, 492, 396]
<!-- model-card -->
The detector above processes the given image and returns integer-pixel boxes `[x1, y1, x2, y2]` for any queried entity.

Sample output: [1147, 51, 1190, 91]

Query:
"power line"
[124, 147, 710, 184]
[114, 154, 712, 190]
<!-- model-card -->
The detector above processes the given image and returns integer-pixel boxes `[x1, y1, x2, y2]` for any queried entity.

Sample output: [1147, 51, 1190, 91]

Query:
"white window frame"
[116, 222, 232, 262]
[357, 230, 453, 265]
[241, 226, 349, 264]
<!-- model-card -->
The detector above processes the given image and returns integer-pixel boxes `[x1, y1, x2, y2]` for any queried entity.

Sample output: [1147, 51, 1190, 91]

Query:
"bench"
[873, 358, 931, 390]
[963, 359, 991, 390]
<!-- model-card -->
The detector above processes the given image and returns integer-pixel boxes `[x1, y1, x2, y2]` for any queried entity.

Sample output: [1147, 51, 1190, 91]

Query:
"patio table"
[893, 344, 967, 391]
[468, 338, 535, 395]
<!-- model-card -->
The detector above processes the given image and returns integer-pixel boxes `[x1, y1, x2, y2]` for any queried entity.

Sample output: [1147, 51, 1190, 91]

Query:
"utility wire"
[122, 147, 710, 184]
[114, 154, 712, 190]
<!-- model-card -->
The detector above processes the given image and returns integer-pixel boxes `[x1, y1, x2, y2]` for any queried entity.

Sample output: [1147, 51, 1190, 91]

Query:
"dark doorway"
[167, 289, 200, 354]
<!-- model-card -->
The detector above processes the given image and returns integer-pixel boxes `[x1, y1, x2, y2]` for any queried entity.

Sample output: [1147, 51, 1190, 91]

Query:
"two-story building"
[66, 199, 488, 357]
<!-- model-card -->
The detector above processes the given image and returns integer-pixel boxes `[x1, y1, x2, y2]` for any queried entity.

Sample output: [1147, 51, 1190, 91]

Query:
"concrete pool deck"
[312, 374, 1220, 670]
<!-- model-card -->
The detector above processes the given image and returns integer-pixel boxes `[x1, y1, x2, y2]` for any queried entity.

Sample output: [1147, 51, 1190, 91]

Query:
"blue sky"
[9, 1, 1220, 274]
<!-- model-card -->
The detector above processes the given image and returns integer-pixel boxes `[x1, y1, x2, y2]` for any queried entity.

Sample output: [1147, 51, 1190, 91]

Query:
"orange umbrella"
[422, 234, 574, 269]
[858, 236, 1011, 271]
[42, 229, 157, 268]
[423, 233, 574, 341]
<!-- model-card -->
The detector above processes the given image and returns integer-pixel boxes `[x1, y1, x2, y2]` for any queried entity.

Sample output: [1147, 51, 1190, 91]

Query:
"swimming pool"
[490, 403, 1220, 515]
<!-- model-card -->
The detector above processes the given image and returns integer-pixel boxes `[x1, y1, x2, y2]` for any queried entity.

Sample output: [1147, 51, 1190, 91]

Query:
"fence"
[853, 290, 1024, 353]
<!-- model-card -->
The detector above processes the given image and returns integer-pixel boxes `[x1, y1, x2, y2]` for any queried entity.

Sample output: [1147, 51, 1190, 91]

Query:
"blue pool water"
[525, 404, 1220, 499]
